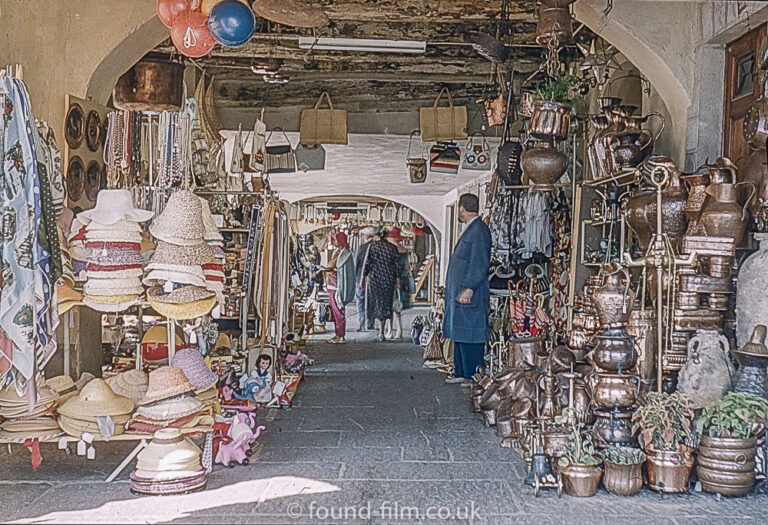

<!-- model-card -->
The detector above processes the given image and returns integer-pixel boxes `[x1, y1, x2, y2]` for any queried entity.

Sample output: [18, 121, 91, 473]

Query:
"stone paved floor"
[1, 320, 767, 524]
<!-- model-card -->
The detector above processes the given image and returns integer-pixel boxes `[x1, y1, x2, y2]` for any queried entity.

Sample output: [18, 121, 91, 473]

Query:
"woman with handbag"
[384, 227, 411, 340]
[325, 232, 355, 344]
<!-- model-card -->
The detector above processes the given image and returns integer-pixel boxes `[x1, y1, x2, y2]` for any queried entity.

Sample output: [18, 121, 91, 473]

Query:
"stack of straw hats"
[48, 375, 80, 404]
[67, 215, 89, 282]
[78, 189, 154, 312]
[171, 347, 219, 409]
[105, 369, 149, 405]
[128, 366, 213, 434]
[146, 191, 217, 320]
[56, 378, 135, 439]
[130, 428, 206, 495]
[0, 382, 62, 441]
[200, 198, 225, 303]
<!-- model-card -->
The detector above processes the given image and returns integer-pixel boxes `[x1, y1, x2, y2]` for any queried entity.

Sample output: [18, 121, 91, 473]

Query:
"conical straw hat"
[139, 367, 196, 406]
[149, 191, 205, 246]
[105, 369, 149, 405]
[171, 347, 218, 391]
[57, 379, 134, 420]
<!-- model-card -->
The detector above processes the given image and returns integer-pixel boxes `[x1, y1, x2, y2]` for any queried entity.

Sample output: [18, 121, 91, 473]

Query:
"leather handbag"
[406, 130, 427, 184]
[419, 88, 468, 142]
[429, 142, 460, 175]
[300, 92, 348, 145]
[265, 128, 296, 174]
[294, 143, 326, 172]
[462, 133, 491, 171]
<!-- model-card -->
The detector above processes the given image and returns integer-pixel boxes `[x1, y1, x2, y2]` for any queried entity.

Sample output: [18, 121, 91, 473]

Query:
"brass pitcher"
[593, 264, 633, 327]
[699, 182, 755, 246]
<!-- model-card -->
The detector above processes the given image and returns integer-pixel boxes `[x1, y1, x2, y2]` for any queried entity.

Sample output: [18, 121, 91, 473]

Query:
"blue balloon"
[208, 0, 255, 48]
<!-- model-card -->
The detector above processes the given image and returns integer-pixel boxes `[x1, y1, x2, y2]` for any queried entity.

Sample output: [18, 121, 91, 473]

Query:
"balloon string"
[184, 27, 197, 49]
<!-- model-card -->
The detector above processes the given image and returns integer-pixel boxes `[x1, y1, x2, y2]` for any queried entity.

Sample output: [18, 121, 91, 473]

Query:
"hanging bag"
[419, 88, 468, 142]
[230, 123, 245, 174]
[382, 202, 397, 223]
[429, 142, 460, 175]
[300, 92, 348, 145]
[294, 143, 326, 172]
[265, 128, 296, 174]
[406, 130, 427, 184]
[462, 132, 491, 171]
[368, 205, 382, 222]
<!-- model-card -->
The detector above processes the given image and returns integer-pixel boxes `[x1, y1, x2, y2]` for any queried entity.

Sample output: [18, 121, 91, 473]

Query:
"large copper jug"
[698, 182, 755, 245]
[593, 263, 634, 327]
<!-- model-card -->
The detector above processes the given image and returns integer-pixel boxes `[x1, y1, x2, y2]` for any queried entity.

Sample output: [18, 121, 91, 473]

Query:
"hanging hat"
[149, 191, 205, 246]
[144, 269, 207, 288]
[149, 241, 215, 268]
[85, 229, 143, 243]
[83, 280, 144, 296]
[386, 226, 405, 241]
[84, 295, 141, 313]
[106, 369, 150, 405]
[78, 189, 154, 225]
[147, 286, 216, 320]
[47, 375, 79, 403]
[171, 348, 218, 391]
[57, 378, 134, 421]
[57, 284, 83, 315]
[139, 366, 196, 406]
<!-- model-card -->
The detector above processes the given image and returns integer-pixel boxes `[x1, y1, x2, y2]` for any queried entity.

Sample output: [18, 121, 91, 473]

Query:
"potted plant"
[695, 392, 768, 497]
[556, 410, 603, 497]
[631, 391, 696, 493]
[599, 446, 647, 496]
[528, 75, 579, 142]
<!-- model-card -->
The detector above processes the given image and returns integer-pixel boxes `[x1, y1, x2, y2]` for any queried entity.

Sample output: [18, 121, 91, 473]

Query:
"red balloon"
[171, 10, 216, 58]
[157, 0, 191, 27]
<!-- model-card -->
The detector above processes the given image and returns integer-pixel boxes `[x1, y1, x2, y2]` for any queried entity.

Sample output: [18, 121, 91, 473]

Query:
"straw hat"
[58, 413, 130, 438]
[134, 394, 206, 421]
[196, 386, 218, 406]
[150, 241, 215, 268]
[0, 417, 60, 433]
[84, 281, 143, 296]
[149, 191, 205, 246]
[143, 268, 207, 288]
[147, 286, 216, 320]
[171, 348, 218, 391]
[133, 428, 203, 477]
[84, 296, 140, 312]
[106, 369, 149, 405]
[86, 219, 143, 233]
[85, 230, 143, 243]
[130, 470, 207, 495]
[57, 285, 83, 315]
[48, 375, 79, 403]
[87, 268, 144, 280]
[57, 378, 134, 420]
[361, 225, 380, 236]
[139, 366, 196, 406]
[78, 189, 154, 225]
[0, 383, 58, 413]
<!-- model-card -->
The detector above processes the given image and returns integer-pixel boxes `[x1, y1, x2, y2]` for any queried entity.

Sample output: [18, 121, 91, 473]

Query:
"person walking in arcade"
[325, 232, 356, 344]
[443, 193, 491, 384]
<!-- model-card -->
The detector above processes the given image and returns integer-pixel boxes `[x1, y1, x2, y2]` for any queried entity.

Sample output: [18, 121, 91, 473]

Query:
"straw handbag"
[423, 331, 444, 361]
[419, 88, 468, 142]
[300, 92, 348, 145]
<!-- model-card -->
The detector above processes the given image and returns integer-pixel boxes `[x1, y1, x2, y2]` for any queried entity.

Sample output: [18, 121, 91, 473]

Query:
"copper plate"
[65, 103, 85, 150]
[251, 0, 329, 28]
[85, 161, 102, 202]
[86, 110, 101, 152]
[67, 156, 85, 201]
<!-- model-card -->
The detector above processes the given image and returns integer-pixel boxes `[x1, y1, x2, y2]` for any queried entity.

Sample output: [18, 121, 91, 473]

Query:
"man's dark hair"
[459, 193, 479, 213]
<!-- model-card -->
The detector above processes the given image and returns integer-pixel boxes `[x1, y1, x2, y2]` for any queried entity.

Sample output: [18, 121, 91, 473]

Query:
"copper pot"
[592, 407, 636, 448]
[482, 408, 497, 427]
[479, 384, 502, 410]
[522, 142, 568, 187]
[572, 311, 600, 332]
[529, 101, 572, 141]
[610, 130, 653, 169]
[113, 59, 184, 112]
[624, 156, 688, 251]
[742, 147, 768, 218]
[699, 182, 755, 246]
[602, 458, 644, 496]
[681, 171, 710, 231]
[507, 337, 545, 369]
[697, 436, 756, 498]
[590, 372, 639, 409]
[543, 426, 570, 461]
[496, 416, 515, 438]
[593, 264, 634, 327]
[572, 380, 594, 424]
[568, 328, 594, 351]
[645, 445, 695, 493]
[592, 328, 637, 373]
[561, 462, 603, 497]
[551, 345, 576, 373]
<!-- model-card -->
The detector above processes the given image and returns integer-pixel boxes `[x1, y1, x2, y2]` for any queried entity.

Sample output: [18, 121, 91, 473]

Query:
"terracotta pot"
[624, 156, 688, 251]
[602, 459, 644, 496]
[592, 328, 637, 373]
[590, 372, 639, 409]
[645, 445, 695, 493]
[521, 142, 568, 187]
[699, 182, 755, 245]
[562, 462, 603, 497]
[697, 436, 756, 497]
[529, 101, 572, 141]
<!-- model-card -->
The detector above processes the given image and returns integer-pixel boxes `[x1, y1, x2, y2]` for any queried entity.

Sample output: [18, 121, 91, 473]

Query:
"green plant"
[556, 410, 600, 467]
[631, 392, 695, 452]
[696, 392, 768, 439]
[599, 446, 646, 466]
[532, 75, 580, 106]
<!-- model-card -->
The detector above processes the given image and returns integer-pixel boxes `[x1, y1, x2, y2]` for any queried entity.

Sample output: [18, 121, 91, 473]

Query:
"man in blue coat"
[443, 193, 491, 383]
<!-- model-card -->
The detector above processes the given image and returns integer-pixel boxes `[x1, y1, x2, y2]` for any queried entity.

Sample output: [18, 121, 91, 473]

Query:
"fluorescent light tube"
[298, 37, 426, 54]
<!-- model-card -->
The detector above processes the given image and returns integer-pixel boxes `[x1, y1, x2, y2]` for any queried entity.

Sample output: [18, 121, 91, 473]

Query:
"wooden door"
[724, 25, 766, 172]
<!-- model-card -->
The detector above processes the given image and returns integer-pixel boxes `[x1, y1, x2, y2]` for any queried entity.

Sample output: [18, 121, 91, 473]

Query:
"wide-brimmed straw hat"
[57, 285, 83, 315]
[143, 269, 207, 288]
[0, 384, 58, 417]
[147, 286, 216, 320]
[85, 230, 143, 243]
[150, 241, 215, 268]
[84, 280, 143, 296]
[57, 379, 135, 420]
[106, 369, 149, 405]
[84, 295, 140, 312]
[149, 191, 205, 246]
[133, 428, 202, 477]
[130, 470, 207, 495]
[134, 394, 206, 421]
[58, 413, 130, 438]
[171, 348, 218, 391]
[139, 366, 196, 406]
[47, 375, 79, 403]
[0, 417, 62, 440]
[78, 189, 154, 225]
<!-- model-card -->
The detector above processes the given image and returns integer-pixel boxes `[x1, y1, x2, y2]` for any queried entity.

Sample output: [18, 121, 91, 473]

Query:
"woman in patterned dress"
[361, 231, 400, 342]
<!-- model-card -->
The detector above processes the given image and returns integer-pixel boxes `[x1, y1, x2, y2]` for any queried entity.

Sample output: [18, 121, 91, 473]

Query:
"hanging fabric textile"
[249, 109, 267, 174]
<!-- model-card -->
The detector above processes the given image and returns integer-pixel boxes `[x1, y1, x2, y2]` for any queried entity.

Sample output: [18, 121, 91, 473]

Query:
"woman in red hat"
[325, 232, 356, 343]
[385, 226, 412, 340]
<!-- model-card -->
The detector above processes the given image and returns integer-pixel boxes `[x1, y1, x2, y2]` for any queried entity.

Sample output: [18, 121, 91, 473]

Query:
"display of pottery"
[698, 182, 755, 246]
[677, 329, 734, 409]
[561, 462, 602, 497]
